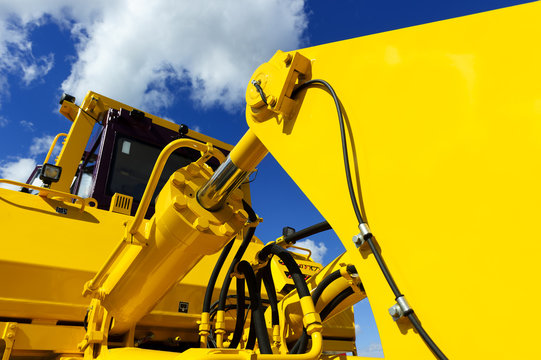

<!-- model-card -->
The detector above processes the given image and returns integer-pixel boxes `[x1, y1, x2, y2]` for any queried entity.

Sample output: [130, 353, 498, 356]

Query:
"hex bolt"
[267, 96, 277, 107]
[194, 217, 210, 231]
[388, 303, 403, 321]
[173, 196, 187, 211]
[172, 172, 186, 187]
[187, 163, 200, 176]
[219, 223, 235, 236]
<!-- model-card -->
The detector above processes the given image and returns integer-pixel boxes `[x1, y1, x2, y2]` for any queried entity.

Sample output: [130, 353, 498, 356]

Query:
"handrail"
[43, 133, 68, 164]
[128, 139, 225, 236]
[0, 178, 87, 211]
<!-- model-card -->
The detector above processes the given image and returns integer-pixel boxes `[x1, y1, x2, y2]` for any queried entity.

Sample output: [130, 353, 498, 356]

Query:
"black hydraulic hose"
[217, 200, 257, 312]
[293, 287, 355, 354]
[228, 277, 246, 349]
[320, 287, 354, 320]
[237, 261, 272, 354]
[292, 79, 448, 360]
[261, 264, 279, 326]
[283, 221, 332, 244]
[292, 80, 363, 224]
[246, 311, 256, 350]
[258, 244, 310, 298]
[209, 295, 270, 315]
[408, 313, 447, 360]
[203, 238, 235, 313]
[291, 265, 360, 354]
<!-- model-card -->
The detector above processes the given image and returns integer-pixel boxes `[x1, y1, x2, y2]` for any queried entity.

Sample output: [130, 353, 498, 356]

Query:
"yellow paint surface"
[247, 2, 541, 358]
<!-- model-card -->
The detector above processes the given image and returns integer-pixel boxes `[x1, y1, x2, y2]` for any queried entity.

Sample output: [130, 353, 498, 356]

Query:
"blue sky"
[0, 0, 532, 357]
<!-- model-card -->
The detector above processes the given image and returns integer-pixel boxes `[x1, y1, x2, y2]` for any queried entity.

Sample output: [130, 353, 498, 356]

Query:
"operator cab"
[23, 93, 232, 218]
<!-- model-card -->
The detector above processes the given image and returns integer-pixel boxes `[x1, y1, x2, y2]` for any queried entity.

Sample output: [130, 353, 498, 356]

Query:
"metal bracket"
[0, 322, 18, 360]
[246, 50, 311, 123]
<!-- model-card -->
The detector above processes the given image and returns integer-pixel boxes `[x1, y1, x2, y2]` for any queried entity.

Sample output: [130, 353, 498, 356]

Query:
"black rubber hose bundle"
[202, 239, 235, 313]
[260, 264, 279, 326]
[228, 277, 246, 348]
[237, 261, 272, 354]
[258, 244, 310, 299]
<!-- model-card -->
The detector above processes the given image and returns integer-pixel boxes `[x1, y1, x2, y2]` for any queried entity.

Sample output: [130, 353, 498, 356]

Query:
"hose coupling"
[300, 296, 323, 335]
[197, 312, 211, 335]
[389, 295, 413, 321]
[353, 222, 372, 247]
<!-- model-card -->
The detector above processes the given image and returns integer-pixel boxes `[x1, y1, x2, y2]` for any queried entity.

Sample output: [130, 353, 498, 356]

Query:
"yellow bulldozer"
[1, 2, 540, 359]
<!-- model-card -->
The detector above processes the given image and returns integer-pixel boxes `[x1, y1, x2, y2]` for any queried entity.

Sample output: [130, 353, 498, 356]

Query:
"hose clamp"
[389, 295, 413, 321]
[352, 222, 372, 247]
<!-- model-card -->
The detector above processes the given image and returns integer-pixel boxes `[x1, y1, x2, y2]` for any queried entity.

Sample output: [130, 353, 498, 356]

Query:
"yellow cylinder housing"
[100, 161, 247, 333]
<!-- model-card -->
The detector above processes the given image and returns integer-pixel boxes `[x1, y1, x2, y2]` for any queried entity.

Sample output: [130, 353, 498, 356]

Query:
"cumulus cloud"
[0, 0, 308, 112]
[29, 134, 61, 157]
[294, 239, 327, 264]
[357, 342, 384, 358]
[0, 157, 36, 190]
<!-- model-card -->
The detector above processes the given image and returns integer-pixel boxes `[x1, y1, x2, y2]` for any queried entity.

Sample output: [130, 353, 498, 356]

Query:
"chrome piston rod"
[197, 156, 250, 211]
[197, 129, 268, 212]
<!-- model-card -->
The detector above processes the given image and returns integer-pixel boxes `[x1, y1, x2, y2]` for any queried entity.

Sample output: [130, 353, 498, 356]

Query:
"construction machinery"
[1, 2, 540, 359]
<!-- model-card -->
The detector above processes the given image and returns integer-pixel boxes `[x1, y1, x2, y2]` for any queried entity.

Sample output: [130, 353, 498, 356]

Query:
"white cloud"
[0, 0, 307, 112]
[21, 53, 54, 85]
[294, 239, 327, 264]
[29, 134, 61, 157]
[0, 157, 36, 190]
[0, 115, 7, 127]
[357, 342, 384, 358]
[20, 120, 34, 130]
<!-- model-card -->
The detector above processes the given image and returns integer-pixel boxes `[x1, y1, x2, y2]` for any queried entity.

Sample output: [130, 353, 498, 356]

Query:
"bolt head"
[267, 96, 277, 107]
[172, 172, 186, 187]
[173, 196, 187, 211]
[219, 223, 235, 236]
[194, 217, 210, 231]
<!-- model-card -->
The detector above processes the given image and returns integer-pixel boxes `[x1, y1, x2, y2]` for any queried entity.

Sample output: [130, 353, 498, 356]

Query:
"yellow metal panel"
[247, 2, 541, 358]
